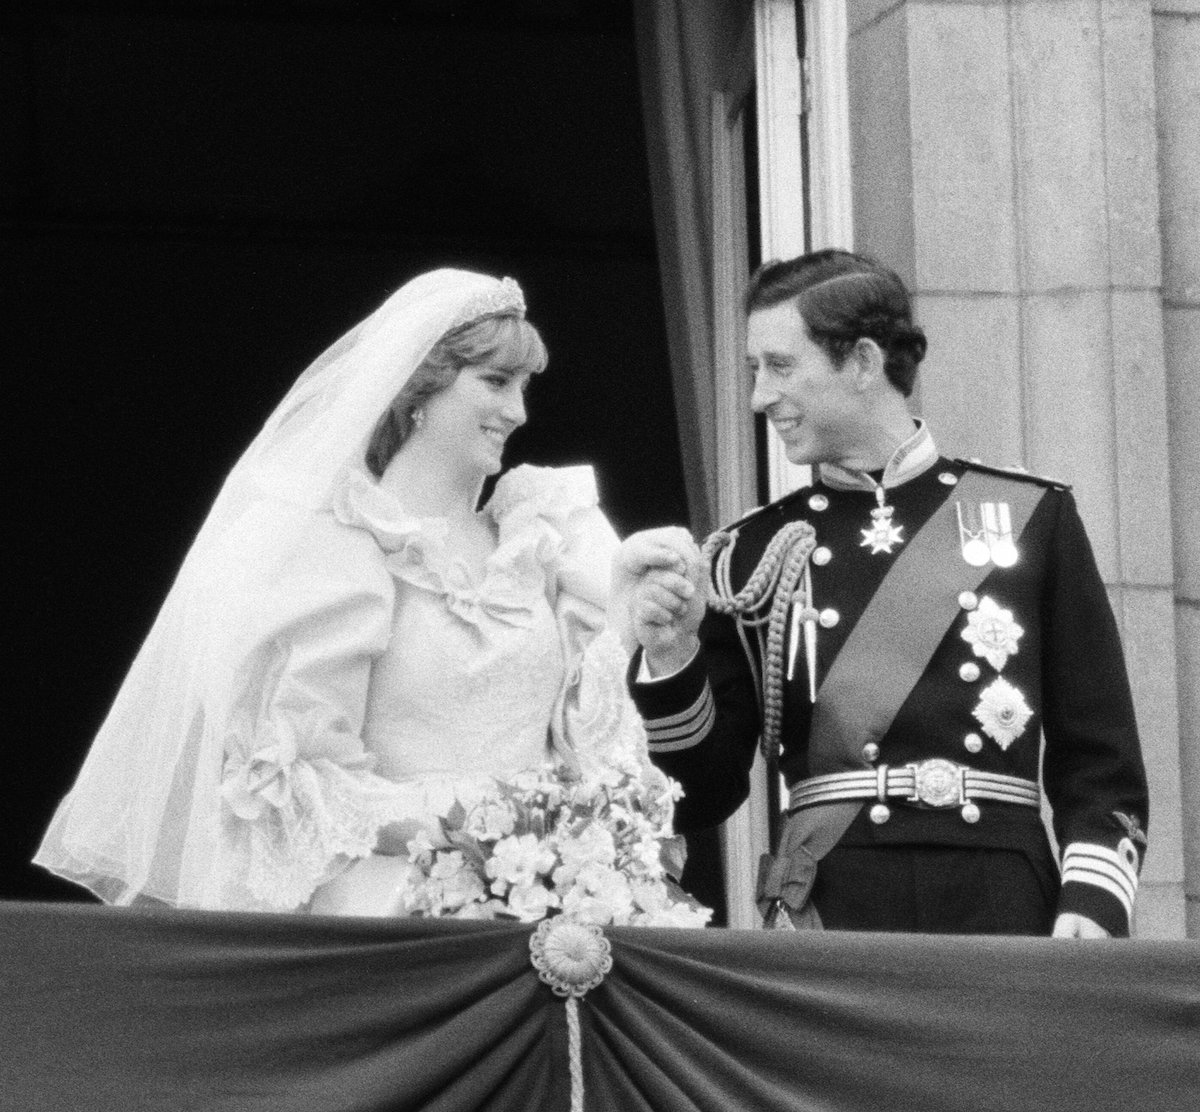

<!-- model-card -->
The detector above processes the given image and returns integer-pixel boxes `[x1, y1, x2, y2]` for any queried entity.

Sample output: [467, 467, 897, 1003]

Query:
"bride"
[35, 268, 706, 925]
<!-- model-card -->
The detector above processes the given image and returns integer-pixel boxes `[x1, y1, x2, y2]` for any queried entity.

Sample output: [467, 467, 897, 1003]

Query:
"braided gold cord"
[702, 522, 816, 760]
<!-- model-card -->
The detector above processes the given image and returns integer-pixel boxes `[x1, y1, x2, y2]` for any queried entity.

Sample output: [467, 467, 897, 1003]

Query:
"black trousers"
[810, 843, 1060, 935]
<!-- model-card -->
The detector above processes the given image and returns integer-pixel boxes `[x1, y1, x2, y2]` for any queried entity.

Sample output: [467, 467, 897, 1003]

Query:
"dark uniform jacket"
[631, 428, 1149, 936]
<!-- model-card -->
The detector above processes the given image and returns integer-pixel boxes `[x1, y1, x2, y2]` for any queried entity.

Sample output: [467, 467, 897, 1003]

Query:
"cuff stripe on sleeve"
[1061, 843, 1138, 918]
[646, 685, 715, 753]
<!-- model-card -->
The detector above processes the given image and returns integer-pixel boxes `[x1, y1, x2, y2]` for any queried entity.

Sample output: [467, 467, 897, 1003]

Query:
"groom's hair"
[366, 313, 547, 478]
[745, 249, 927, 397]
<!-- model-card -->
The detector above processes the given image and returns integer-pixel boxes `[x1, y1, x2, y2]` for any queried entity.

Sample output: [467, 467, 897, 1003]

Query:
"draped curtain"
[4, 902, 1198, 1112]
[633, 0, 754, 537]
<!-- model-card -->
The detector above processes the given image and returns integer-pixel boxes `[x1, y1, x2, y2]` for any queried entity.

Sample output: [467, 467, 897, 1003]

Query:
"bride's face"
[420, 363, 533, 476]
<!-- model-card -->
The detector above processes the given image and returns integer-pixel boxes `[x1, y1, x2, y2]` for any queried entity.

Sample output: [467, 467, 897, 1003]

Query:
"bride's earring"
[411, 407, 425, 430]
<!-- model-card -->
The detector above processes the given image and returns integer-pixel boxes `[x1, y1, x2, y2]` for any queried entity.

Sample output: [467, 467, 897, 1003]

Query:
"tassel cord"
[702, 522, 816, 761]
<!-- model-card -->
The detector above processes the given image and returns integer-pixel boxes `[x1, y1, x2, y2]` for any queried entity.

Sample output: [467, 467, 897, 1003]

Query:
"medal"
[971, 677, 1033, 750]
[957, 500, 1019, 567]
[860, 486, 904, 555]
[956, 501, 991, 566]
[983, 501, 1019, 567]
[961, 596, 1024, 671]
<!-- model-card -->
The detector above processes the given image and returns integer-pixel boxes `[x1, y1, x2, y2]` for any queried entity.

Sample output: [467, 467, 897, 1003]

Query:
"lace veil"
[35, 269, 528, 907]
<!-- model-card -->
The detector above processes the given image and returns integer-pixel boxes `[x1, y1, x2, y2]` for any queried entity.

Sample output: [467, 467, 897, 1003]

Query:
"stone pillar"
[1153, 0, 1200, 938]
[846, 0, 1187, 936]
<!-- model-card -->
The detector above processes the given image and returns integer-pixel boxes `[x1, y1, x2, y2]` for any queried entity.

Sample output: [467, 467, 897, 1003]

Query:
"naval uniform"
[631, 424, 1149, 936]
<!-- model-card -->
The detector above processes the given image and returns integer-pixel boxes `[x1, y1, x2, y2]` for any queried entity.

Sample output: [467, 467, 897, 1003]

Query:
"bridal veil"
[35, 269, 529, 907]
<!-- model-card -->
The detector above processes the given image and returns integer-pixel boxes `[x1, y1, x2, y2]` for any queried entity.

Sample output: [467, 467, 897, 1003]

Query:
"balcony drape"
[3, 902, 1197, 1112]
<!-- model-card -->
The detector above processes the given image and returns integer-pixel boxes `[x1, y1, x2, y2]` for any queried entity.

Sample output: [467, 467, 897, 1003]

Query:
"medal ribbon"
[757, 470, 1048, 926]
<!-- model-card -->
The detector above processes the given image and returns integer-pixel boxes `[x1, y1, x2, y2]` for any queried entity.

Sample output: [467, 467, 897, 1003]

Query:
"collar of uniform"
[817, 419, 938, 493]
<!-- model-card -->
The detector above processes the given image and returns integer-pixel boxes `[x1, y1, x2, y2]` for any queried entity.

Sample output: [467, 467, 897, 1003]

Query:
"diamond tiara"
[448, 276, 526, 331]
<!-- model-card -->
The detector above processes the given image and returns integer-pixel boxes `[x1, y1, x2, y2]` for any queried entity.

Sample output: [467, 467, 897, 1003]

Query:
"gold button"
[959, 662, 981, 682]
[813, 546, 832, 566]
[939, 471, 958, 486]
[961, 802, 981, 824]
[958, 591, 978, 611]
[818, 608, 840, 628]
[808, 493, 829, 512]
[869, 803, 891, 825]
[964, 733, 984, 754]
[862, 743, 880, 762]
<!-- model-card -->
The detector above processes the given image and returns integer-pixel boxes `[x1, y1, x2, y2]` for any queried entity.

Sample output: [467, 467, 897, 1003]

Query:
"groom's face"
[746, 301, 864, 467]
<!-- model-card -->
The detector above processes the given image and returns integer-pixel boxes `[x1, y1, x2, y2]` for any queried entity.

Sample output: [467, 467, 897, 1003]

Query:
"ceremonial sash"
[758, 470, 1048, 926]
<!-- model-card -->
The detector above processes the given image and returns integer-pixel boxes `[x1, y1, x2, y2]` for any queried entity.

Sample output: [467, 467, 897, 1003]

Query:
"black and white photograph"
[4, 2, 1198, 1109]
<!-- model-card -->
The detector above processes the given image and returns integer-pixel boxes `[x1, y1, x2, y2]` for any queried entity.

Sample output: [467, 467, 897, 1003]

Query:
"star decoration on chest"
[860, 506, 904, 555]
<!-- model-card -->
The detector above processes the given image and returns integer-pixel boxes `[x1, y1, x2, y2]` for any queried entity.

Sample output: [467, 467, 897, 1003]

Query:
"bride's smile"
[412, 364, 532, 479]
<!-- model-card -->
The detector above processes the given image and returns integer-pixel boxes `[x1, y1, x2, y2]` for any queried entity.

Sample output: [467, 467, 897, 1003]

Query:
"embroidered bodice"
[336, 467, 567, 781]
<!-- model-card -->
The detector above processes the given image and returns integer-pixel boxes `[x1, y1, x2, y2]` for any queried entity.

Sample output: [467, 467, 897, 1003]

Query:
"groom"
[620, 248, 1148, 937]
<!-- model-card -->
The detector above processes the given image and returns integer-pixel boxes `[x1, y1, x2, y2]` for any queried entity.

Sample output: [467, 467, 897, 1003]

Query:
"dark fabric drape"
[3, 902, 1198, 1112]
[633, 0, 753, 537]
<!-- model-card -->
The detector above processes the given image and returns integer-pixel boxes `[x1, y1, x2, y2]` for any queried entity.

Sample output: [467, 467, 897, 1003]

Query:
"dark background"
[6, 1, 726, 915]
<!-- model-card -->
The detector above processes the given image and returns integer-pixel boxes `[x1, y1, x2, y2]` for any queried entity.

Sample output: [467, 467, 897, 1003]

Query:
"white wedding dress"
[216, 463, 650, 914]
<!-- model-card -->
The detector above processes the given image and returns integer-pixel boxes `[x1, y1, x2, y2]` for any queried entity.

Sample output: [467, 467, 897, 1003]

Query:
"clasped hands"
[610, 527, 708, 677]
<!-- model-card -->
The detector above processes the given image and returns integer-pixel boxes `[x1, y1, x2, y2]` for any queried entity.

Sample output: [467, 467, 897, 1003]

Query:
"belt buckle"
[908, 759, 965, 808]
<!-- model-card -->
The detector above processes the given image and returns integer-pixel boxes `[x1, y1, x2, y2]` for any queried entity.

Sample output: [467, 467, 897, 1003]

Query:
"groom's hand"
[615, 528, 706, 675]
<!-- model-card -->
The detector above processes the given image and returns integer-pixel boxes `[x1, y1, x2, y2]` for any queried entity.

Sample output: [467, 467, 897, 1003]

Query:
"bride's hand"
[611, 528, 706, 665]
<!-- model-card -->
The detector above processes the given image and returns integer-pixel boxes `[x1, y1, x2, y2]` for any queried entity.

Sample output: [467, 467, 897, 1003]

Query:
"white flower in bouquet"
[628, 830, 666, 876]
[506, 882, 559, 922]
[487, 832, 556, 890]
[464, 797, 517, 842]
[560, 863, 634, 926]
[508, 767, 566, 804]
[402, 849, 486, 915]
[650, 900, 713, 928]
[405, 828, 438, 867]
[553, 822, 617, 886]
[631, 878, 669, 915]
[429, 849, 467, 880]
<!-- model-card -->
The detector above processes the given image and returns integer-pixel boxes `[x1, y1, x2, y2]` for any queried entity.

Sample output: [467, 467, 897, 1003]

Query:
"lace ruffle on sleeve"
[215, 517, 413, 911]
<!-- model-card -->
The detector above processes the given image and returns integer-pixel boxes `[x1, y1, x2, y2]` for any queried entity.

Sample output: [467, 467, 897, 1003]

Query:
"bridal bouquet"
[393, 760, 712, 928]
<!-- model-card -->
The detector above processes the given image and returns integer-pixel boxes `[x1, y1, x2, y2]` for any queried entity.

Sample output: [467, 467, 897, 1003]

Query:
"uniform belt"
[788, 759, 1040, 813]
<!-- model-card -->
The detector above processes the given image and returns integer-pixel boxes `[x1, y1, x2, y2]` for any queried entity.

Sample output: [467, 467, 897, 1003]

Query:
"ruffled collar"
[332, 466, 591, 630]
[331, 467, 450, 555]
[332, 464, 598, 553]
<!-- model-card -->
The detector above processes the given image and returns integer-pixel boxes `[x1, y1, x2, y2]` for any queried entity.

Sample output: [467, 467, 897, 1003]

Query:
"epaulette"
[713, 503, 768, 535]
[954, 458, 1071, 491]
[715, 483, 808, 534]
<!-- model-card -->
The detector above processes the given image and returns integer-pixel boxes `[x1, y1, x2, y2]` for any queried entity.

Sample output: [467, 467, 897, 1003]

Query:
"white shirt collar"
[818, 419, 938, 493]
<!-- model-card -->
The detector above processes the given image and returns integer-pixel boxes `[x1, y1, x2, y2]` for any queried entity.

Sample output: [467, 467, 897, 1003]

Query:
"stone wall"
[845, 0, 1195, 937]
[1154, 0, 1200, 937]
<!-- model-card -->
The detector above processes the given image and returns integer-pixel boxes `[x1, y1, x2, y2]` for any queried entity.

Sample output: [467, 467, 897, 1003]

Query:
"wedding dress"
[219, 462, 648, 913]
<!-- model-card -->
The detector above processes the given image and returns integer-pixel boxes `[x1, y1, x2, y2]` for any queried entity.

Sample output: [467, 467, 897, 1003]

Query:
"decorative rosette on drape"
[529, 917, 615, 1112]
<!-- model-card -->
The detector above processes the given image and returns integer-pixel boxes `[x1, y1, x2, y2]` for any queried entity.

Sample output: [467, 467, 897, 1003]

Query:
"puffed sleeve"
[490, 465, 653, 780]
[215, 510, 415, 911]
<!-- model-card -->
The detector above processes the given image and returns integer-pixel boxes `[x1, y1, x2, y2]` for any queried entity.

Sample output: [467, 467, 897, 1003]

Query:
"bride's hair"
[365, 312, 547, 477]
